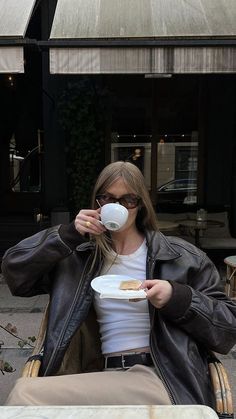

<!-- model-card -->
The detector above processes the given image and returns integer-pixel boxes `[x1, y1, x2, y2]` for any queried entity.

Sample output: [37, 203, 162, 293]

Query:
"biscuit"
[119, 280, 142, 290]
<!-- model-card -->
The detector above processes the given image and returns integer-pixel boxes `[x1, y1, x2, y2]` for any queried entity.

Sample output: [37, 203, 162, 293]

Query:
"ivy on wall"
[58, 78, 110, 214]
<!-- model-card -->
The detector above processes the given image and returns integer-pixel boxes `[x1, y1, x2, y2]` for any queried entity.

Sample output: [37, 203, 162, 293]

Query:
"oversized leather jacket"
[2, 224, 236, 408]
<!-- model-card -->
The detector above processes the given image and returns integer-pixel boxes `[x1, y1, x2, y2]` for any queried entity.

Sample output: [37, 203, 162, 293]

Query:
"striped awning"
[49, 0, 236, 74]
[0, 0, 37, 73]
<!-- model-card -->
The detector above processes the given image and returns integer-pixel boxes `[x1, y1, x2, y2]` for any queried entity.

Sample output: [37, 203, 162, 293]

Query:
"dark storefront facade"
[0, 0, 236, 255]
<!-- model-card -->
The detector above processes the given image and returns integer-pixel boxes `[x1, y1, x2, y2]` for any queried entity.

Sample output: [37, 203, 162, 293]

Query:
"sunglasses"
[96, 193, 141, 209]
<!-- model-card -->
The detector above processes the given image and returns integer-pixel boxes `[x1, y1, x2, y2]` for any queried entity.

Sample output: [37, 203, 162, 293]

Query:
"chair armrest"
[21, 303, 49, 378]
[208, 352, 234, 418]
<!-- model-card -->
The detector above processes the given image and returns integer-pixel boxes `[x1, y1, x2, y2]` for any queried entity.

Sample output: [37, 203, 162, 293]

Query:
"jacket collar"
[76, 230, 181, 261]
[145, 230, 181, 261]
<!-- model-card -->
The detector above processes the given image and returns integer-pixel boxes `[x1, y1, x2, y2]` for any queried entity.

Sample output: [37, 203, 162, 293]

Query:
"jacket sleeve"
[1, 223, 85, 297]
[160, 253, 236, 354]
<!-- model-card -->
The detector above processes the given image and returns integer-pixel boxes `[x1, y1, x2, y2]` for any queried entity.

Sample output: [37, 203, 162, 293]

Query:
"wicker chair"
[21, 304, 234, 419]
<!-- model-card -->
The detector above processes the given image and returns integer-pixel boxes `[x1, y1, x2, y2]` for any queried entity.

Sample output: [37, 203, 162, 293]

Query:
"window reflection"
[111, 132, 198, 210]
[9, 135, 42, 193]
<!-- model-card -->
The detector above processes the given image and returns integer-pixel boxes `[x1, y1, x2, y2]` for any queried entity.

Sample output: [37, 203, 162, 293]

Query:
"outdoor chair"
[21, 303, 234, 419]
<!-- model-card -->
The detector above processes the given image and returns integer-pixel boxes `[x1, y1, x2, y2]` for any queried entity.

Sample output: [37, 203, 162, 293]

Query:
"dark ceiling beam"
[39, 38, 236, 48]
[1, 38, 236, 48]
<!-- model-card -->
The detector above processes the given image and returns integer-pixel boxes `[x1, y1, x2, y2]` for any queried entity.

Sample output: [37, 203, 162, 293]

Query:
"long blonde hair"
[91, 161, 159, 261]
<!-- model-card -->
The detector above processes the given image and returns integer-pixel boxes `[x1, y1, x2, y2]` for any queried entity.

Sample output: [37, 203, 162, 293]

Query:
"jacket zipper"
[147, 255, 176, 405]
[43, 253, 93, 376]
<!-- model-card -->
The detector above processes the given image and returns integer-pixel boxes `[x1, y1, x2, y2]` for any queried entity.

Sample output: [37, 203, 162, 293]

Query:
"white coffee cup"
[100, 203, 129, 231]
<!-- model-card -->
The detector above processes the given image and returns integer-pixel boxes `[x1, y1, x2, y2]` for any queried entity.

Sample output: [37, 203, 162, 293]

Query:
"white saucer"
[91, 274, 147, 299]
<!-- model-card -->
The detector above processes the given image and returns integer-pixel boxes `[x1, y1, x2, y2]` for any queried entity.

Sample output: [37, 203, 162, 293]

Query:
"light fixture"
[8, 74, 14, 87]
[144, 74, 172, 79]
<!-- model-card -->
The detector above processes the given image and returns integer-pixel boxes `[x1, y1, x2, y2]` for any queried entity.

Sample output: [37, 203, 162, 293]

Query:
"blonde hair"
[91, 161, 159, 261]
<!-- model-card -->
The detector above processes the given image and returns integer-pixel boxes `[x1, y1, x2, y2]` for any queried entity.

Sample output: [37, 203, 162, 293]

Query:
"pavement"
[0, 275, 49, 405]
[0, 272, 236, 409]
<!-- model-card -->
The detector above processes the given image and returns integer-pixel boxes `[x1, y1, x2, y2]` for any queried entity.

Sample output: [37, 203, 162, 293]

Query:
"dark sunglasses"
[96, 193, 141, 209]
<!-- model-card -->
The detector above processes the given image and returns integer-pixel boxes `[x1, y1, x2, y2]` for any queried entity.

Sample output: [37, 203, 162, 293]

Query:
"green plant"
[58, 78, 110, 213]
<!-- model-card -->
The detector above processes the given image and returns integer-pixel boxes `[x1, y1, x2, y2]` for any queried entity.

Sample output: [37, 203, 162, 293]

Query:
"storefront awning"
[49, 0, 236, 74]
[0, 0, 37, 73]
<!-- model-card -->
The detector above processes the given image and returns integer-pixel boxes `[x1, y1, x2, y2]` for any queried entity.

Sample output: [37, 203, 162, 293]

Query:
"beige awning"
[50, 46, 236, 74]
[0, 0, 37, 73]
[49, 0, 236, 74]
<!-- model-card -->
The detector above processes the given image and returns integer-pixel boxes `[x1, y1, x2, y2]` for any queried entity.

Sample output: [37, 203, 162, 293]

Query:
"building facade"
[0, 0, 236, 251]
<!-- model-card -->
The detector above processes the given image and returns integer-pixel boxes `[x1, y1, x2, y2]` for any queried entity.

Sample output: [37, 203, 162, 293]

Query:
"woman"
[2, 161, 236, 406]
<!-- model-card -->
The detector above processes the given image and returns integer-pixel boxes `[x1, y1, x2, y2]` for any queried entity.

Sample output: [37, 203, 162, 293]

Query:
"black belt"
[104, 352, 153, 369]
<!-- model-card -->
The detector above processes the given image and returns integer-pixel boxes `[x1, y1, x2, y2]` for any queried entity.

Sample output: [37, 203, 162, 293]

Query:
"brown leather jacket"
[2, 225, 236, 407]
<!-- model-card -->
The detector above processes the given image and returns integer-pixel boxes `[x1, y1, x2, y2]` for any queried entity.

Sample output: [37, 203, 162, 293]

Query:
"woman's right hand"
[74, 209, 106, 236]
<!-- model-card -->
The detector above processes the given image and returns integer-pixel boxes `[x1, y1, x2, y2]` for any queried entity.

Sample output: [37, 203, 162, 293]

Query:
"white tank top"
[93, 240, 150, 354]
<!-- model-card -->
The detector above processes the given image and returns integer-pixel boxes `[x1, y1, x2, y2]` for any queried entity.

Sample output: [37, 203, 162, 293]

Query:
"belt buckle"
[121, 354, 126, 369]
[121, 354, 130, 370]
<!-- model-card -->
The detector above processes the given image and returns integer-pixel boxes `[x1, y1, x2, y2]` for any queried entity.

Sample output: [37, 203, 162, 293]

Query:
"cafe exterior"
[0, 0, 236, 255]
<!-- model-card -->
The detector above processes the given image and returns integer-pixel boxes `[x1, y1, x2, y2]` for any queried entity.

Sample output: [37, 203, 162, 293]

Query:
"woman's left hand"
[142, 279, 173, 309]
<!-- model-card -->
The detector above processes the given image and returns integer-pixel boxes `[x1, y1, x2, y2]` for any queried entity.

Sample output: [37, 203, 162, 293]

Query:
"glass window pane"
[157, 132, 198, 208]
